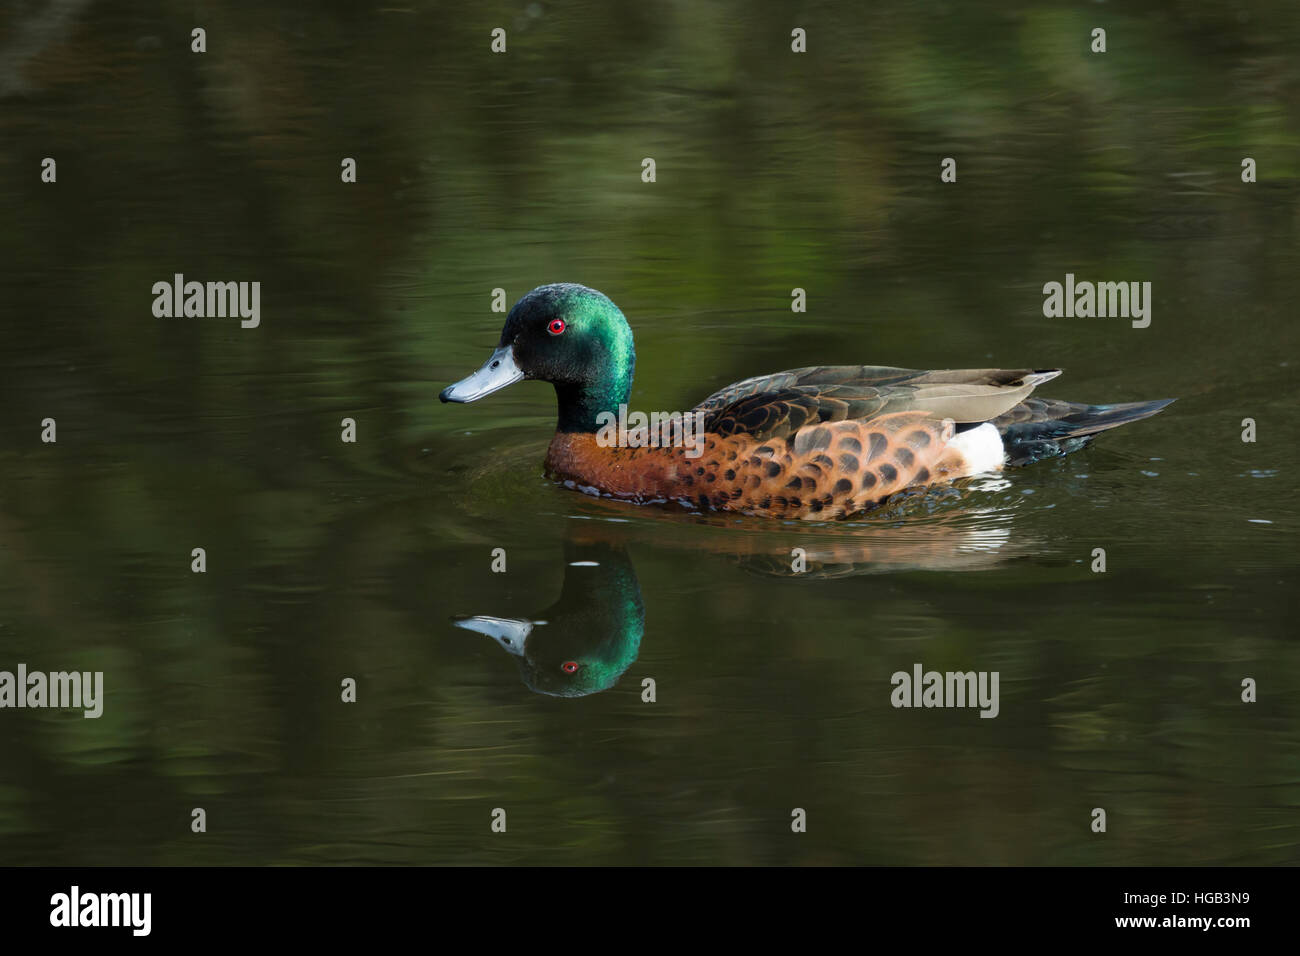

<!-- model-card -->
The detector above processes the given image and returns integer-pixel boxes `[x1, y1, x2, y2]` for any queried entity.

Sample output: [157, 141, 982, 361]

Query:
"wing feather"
[693, 366, 1061, 441]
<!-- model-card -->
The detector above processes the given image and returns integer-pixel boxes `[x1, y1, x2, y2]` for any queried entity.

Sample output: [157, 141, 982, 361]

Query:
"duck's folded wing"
[693, 366, 1061, 441]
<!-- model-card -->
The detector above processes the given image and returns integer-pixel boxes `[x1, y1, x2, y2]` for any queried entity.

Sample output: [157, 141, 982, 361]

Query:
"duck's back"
[692, 365, 1062, 439]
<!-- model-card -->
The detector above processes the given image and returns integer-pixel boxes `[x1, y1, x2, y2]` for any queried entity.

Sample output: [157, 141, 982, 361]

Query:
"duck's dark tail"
[991, 397, 1175, 467]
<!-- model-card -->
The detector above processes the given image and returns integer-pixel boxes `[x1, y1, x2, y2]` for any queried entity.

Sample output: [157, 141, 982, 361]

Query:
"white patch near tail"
[948, 422, 1005, 474]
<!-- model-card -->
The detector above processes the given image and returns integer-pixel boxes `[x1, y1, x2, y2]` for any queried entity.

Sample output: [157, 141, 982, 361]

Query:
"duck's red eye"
[548, 318, 566, 336]
[561, 661, 579, 674]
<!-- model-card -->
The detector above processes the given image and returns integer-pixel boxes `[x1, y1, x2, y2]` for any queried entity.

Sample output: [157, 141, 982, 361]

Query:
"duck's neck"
[554, 368, 633, 434]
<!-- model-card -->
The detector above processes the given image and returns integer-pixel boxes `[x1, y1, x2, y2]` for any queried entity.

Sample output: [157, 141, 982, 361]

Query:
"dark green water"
[1, 1, 1297, 865]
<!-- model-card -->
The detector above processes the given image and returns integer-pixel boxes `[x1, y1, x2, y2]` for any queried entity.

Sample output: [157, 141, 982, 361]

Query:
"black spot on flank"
[749, 456, 762, 467]
[785, 477, 803, 490]
[695, 466, 705, 476]
[759, 497, 772, 509]
[788, 497, 802, 509]
[697, 494, 709, 510]
[879, 463, 898, 483]
[861, 472, 877, 489]
[705, 473, 716, 483]
[908, 429, 931, 448]
[773, 495, 788, 508]
[766, 462, 782, 477]
[915, 467, 931, 483]
[757, 445, 775, 457]
[812, 454, 835, 470]
[834, 478, 852, 495]
[866, 432, 888, 462]
[810, 499, 824, 513]
[895, 448, 915, 469]
[724, 469, 736, 480]
[839, 436, 861, 454]
[839, 454, 860, 472]
[682, 474, 694, 486]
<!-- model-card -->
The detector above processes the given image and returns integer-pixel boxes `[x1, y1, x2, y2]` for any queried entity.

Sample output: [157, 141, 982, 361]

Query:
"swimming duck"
[441, 283, 1173, 519]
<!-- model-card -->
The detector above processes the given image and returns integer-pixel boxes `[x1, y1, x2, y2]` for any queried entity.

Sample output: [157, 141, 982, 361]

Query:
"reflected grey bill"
[454, 615, 535, 656]
[439, 346, 523, 403]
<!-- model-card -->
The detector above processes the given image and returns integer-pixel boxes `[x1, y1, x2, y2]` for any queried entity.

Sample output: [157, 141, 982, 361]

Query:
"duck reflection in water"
[455, 540, 644, 698]
[454, 497, 1027, 696]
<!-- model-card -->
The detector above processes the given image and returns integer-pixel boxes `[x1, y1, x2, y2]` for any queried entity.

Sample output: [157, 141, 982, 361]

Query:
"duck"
[441, 283, 1174, 520]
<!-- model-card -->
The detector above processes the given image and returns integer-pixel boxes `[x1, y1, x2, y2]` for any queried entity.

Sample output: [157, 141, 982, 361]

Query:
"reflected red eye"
[548, 318, 566, 335]
[561, 661, 579, 674]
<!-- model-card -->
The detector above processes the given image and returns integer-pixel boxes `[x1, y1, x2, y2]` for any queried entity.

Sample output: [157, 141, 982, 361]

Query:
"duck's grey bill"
[454, 615, 534, 656]
[440, 346, 523, 403]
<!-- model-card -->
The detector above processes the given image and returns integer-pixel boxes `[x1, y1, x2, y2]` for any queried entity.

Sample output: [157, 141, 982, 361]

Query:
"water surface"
[1, 1, 1297, 865]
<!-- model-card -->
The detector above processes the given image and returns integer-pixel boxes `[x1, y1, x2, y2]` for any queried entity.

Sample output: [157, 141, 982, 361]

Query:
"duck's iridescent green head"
[440, 283, 635, 433]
